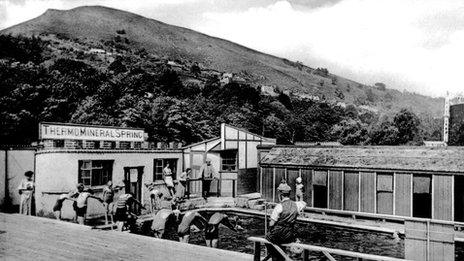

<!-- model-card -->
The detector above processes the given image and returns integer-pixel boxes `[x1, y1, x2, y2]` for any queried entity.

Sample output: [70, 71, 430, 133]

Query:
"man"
[102, 181, 123, 224]
[18, 171, 34, 215]
[177, 210, 207, 243]
[199, 159, 217, 199]
[114, 192, 145, 231]
[266, 183, 306, 261]
[204, 212, 238, 248]
[73, 187, 104, 225]
[151, 207, 180, 239]
[53, 193, 74, 220]
[177, 168, 191, 199]
[149, 187, 163, 213]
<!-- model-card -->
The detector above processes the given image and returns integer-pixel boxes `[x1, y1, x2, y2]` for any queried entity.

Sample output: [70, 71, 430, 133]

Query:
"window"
[313, 170, 328, 208]
[153, 159, 178, 181]
[221, 150, 237, 171]
[413, 174, 432, 218]
[377, 173, 393, 214]
[78, 160, 113, 186]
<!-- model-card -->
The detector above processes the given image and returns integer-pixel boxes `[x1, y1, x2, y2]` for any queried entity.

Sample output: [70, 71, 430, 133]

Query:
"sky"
[1, 0, 464, 97]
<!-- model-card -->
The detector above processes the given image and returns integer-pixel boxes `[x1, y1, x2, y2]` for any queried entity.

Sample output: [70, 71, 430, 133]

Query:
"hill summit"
[1, 5, 443, 117]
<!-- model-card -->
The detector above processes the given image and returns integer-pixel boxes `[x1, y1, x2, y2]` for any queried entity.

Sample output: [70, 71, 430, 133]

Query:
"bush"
[314, 67, 329, 77]
[375, 82, 386, 91]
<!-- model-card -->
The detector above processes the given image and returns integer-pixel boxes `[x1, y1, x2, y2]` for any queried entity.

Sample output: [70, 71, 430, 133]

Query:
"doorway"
[455, 176, 464, 221]
[124, 166, 144, 214]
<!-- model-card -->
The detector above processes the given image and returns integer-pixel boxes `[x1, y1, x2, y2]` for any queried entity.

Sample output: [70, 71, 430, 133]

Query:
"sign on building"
[39, 122, 146, 142]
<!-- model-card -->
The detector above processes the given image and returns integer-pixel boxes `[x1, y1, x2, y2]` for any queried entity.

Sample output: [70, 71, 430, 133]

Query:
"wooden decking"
[0, 213, 252, 261]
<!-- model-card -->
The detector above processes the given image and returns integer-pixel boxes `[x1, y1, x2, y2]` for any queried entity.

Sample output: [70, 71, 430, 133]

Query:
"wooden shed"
[258, 145, 464, 222]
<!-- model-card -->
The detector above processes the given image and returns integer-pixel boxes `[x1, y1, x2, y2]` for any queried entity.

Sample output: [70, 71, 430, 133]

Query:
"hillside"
[1, 5, 444, 117]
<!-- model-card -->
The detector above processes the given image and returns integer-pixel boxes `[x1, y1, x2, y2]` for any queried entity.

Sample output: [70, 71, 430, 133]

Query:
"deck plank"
[0, 213, 252, 261]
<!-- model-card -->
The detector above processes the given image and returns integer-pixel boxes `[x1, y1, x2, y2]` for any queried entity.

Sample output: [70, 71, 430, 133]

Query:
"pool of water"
[135, 211, 404, 260]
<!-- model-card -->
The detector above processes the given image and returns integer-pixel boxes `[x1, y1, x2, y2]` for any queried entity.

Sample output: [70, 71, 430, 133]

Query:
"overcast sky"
[1, 0, 464, 97]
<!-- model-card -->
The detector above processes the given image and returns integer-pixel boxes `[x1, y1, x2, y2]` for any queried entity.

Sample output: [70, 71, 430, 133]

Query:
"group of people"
[20, 164, 307, 259]
[53, 182, 121, 225]
[151, 206, 239, 248]
[162, 158, 218, 200]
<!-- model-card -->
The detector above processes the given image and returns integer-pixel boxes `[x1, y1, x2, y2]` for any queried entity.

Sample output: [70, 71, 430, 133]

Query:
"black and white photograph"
[0, 0, 463, 260]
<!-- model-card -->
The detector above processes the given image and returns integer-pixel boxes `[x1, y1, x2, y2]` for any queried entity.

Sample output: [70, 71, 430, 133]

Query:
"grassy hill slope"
[1, 5, 444, 117]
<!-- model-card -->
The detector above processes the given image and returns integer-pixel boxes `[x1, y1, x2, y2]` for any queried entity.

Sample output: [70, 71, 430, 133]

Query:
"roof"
[260, 146, 464, 173]
[181, 137, 220, 149]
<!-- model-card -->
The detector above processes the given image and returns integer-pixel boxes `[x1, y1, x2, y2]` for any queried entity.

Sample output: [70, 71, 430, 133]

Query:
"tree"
[331, 119, 368, 145]
[368, 120, 400, 145]
[263, 114, 291, 144]
[393, 108, 421, 144]
[449, 121, 464, 146]
[365, 89, 377, 103]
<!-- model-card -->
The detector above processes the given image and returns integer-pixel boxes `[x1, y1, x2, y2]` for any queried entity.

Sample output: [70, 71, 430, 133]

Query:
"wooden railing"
[248, 237, 411, 261]
[185, 178, 236, 199]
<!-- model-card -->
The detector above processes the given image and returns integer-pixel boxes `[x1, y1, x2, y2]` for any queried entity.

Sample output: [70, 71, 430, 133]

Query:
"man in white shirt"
[266, 183, 306, 261]
[199, 159, 217, 199]
[18, 171, 34, 215]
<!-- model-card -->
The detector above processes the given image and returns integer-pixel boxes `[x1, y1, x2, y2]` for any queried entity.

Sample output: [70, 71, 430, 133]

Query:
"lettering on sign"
[39, 123, 146, 142]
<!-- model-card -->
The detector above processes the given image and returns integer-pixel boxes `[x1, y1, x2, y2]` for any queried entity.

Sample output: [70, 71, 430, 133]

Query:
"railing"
[185, 178, 236, 199]
[248, 237, 411, 261]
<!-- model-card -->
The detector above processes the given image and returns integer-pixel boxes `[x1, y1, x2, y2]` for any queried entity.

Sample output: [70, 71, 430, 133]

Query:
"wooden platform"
[0, 213, 252, 261]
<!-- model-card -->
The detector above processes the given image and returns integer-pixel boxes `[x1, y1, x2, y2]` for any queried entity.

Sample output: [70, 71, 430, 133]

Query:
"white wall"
[35, 150, 182, 217]
[0, 150, 5, 206]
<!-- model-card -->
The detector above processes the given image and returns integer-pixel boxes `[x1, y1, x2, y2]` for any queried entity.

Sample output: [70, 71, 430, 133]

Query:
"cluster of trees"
[0, 35, 443, 146]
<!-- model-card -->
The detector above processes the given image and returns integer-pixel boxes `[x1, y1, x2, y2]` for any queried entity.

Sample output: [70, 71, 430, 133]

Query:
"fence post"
[302, 249, 309, 261]
[254, 242, 261, 261]
[232, 179, 236, 198]
[218, 172, 222, 197]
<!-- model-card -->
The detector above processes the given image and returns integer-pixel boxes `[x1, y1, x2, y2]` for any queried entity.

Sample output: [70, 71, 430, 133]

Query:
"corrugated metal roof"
[260, 146, 464, 173]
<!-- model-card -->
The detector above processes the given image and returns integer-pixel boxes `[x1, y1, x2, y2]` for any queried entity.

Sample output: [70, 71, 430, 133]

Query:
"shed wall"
[329, 170, 343, 210]
[395, 173, 412, 217]
[360, 172, 376, 213]
[433, 175, 453, 221]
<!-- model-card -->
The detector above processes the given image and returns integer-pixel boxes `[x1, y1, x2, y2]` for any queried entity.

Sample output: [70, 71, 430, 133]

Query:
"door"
[124, 166, 144, 214]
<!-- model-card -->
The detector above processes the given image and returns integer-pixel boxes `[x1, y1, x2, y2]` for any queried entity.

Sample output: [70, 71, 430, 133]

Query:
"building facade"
[0, 122, 275, 217]
[259, 145, 464, 222]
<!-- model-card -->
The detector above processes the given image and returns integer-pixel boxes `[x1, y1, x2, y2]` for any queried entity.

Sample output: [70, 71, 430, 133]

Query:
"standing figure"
[178, 168, 191, 199]
[18, 171, 34, 215]
[163, 163, 175, 197]
[151, 207, 180, 238]
[295, 177, 304, 201]
[114, 192, 145, 231]
[177, 211, 207, 243]
[266, 183, 306, 261]
[199, 159, 217, 199]
[53, 193, 74, 220]
[204, 212, 238, 248]
[149, 187, 163, 213]
[102, 181, 123, 224]
[73, 187, 104, 225]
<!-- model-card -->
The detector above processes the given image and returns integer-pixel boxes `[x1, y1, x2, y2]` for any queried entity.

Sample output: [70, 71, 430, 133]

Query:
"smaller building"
[182, 124, 276, 197]
[258, 145, 464, 222]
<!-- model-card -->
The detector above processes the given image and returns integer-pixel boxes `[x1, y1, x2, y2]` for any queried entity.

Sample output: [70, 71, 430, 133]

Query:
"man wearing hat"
[17, 171, 34, 215]
[266, 183, 306, 260]
[199, 158, 217, 199]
